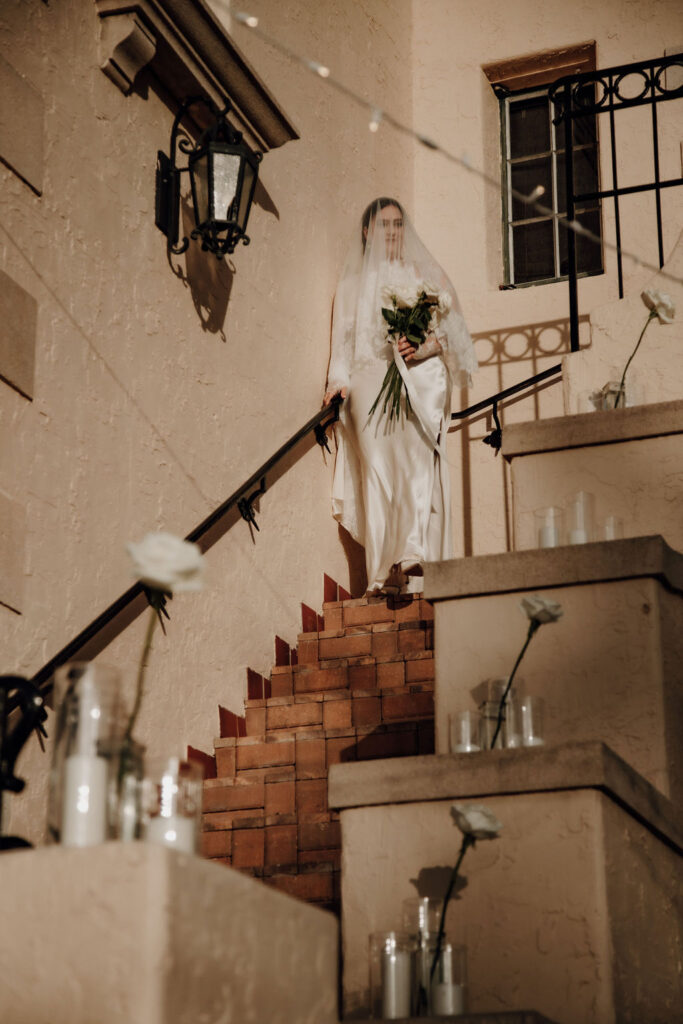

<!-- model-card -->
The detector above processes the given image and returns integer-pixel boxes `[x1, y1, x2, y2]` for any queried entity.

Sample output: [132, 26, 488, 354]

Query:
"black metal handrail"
[550, 52, 683, 351]
[27, 397, 343, 699]
[24, 358, 566, 701]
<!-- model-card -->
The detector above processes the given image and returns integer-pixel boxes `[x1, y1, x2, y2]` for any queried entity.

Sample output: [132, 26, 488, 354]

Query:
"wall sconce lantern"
[155, 96, 262, 259]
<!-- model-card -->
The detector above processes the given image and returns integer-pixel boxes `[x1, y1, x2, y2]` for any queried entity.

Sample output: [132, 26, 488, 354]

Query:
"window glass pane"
[510, 157, 552, 220]
[512, 220, 555, 282]
[211, 151, 240, 221]
[509, 95, 550, 158]
[559, 208, 602, 276]
[573, 145, 599, 200]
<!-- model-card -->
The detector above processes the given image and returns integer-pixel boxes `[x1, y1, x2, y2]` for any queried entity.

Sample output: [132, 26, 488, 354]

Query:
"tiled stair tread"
[328, 739, 683, 853]
[246, 676, 433, 708]
[424, 534, 683, 601]
[502, 396, 683, 458]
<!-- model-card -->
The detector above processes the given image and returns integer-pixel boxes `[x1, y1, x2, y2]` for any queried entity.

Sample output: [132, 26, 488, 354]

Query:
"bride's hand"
[397, 335, 418, 362]
[323, 386, 348, 406]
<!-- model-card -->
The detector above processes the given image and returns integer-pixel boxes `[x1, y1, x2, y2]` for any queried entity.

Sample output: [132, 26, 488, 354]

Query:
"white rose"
[127, 532, 204, 593]
[437, 292, 452, 316]
[450, 803, 502, 840]
[641, 289, 675, 324]
[520, 594, 563, 625]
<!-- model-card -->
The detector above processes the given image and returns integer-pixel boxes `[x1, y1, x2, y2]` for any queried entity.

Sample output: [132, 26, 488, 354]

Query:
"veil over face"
[326, 197, 478, 594]
[327, 198, 477, 396]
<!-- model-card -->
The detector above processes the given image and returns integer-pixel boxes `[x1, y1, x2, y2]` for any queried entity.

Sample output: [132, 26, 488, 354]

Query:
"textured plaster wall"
[1, 0, 414, 842]
[433, 579, 681, 803]
[340, 788, 681, 1022]
[341, 790, 616, 1022]
[410, 0, 683, 557]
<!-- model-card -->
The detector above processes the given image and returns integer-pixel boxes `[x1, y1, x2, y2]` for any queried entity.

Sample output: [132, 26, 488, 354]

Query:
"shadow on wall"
[169, 180, 281, 340]
[450, 315, 590, 557]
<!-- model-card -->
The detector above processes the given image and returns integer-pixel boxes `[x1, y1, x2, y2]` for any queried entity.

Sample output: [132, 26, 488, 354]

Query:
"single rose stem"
[430, 834, 474, 984]
[490, 620, 539, 749]
[615, 310, 656, 408]
[125, 605, 158, 743]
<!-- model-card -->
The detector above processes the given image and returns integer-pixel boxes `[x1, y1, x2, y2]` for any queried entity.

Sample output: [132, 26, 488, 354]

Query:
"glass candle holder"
[48, 663, 122, 847]
[566, 490, 595, 544]
[142, 757, 203, 854]
[448, 710, 481, 753]
[479, 697, 521, 750]
[535, 506, 564, 549]
[369, 931, 415, 1020]
[426, 937, 468, 1017]
[402, 897, 443, 1014]
[520, 695, 545, 747]
[603, 515, 624, 540]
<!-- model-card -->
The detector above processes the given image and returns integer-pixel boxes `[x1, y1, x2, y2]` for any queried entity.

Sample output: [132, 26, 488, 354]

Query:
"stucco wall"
[1, 0, 414, 842]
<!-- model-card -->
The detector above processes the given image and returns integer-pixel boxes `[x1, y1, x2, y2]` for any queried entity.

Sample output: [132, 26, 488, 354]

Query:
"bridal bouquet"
[369, 281, 451, 423]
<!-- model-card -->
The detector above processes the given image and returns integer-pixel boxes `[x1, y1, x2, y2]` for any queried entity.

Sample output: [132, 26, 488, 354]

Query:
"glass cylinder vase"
[142, 757, 203, 854]
[535, 506, 564, 549]
[48, 663, 122, 846]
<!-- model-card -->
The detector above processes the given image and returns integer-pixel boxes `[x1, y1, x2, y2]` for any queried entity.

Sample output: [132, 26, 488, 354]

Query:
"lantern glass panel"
[191, 152, 210, 227]
[237, 160, 256, 230]
[211, 150, 241, 222]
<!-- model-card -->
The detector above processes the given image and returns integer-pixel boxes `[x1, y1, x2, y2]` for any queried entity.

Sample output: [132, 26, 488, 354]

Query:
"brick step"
[213, 718, 434, 779]
[321, 594, 433, 631]
[297, 620, 433, 662]
[269, 650, 435, 697]
[244, 685, 434, 735]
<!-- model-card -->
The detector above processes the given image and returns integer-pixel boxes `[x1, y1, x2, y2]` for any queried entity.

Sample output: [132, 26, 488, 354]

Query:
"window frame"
[499, 84, 603, 288]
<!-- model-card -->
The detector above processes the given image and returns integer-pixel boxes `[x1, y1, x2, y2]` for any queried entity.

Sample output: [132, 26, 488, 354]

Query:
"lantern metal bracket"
[238, 477, 266, 532]
[155, 95, 262, 259]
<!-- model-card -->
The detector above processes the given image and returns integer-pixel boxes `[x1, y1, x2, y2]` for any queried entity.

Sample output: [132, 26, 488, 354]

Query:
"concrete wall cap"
[423, 535, 683, 601]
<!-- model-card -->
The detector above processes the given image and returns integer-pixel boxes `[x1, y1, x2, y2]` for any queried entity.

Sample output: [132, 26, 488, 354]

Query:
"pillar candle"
[61, 754, 108, 846]
[146, 814, 196, 854]
[381, 946, 411, 1019]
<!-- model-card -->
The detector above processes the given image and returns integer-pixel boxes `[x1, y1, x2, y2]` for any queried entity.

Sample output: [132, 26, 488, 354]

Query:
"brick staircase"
[198, 583, 436, 914]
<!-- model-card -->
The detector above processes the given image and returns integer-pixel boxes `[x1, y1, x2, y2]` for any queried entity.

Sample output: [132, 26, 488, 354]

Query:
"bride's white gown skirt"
[332, 353, 453, 593]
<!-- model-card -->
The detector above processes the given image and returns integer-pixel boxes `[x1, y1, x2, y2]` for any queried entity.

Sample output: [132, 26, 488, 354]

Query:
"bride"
[324, 197, 477, 594]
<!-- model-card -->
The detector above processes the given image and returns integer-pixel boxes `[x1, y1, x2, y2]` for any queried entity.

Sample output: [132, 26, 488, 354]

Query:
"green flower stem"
[615, 310, 656, 408]
[125, 604, 157, 744]
[429, 833, 475, 984]
[490, 619, 540, 749]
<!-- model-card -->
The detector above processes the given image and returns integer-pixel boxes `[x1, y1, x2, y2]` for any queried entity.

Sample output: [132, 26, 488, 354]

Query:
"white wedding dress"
[327, 201, 477, 593]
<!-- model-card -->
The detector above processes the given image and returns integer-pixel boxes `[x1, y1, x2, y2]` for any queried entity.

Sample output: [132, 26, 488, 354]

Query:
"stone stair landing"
[201, 590, 436, 913]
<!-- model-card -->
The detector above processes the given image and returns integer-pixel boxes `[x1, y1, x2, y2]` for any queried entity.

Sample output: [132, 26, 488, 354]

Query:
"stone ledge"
[0, 842, 338, 1023]
[423, 534, 683, 601]
[502, 398, 683, 460]
[328, 739, 682, 854]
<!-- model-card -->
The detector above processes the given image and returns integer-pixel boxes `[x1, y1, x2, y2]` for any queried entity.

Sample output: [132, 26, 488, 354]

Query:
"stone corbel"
[99, 10, 157, 96]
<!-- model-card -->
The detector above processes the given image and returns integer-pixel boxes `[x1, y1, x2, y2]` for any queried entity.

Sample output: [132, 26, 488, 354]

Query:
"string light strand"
[225, 4, 682, 287]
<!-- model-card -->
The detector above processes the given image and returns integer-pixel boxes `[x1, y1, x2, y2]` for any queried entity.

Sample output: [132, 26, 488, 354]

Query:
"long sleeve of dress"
[327, 278, 355, 392]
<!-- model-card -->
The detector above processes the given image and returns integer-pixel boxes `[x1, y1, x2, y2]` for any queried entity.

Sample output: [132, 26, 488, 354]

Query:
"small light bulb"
[369, 109, 382, 133]
[234, 11, 259, 28]
[316, 63, 330, 78]
[528, 185, 545, 201]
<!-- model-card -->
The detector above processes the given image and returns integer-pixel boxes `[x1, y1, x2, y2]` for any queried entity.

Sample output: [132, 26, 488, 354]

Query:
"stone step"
[330, 740, 682, 1023]
[243, 684, 434, 733]
[502, 397, 683, 552]
[322, 593, 432, 630]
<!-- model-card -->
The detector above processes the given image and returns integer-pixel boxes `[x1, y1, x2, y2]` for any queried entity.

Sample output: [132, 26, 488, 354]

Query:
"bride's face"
[369, 204, 404, 260]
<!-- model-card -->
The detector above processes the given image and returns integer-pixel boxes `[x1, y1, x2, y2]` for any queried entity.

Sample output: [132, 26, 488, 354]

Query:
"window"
[502, 87, 602, 285]
[483, 43, 603, 287]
